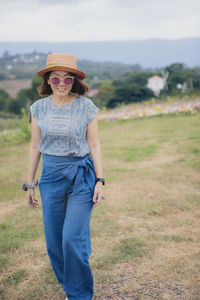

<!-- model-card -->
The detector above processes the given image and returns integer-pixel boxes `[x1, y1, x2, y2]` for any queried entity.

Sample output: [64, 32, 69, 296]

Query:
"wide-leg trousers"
[39, 153, 96, 300]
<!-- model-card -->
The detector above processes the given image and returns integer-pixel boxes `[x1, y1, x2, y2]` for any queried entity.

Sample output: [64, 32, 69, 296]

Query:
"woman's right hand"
[26, 189, 38, 208]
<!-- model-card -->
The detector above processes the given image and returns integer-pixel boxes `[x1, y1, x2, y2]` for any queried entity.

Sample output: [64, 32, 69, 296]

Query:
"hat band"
[46, 64, 76, 69]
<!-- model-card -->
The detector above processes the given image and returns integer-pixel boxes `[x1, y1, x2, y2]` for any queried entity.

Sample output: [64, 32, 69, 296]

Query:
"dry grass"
[0, 112, 200, 299]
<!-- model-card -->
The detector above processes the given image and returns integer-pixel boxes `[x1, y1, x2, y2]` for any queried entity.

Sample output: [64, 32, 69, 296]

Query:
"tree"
[9, 89, 28, 114]
[9, 75, 42, 115]
[26, 76, 42, 101]
[164, 63, 200, 93]
[165, 63, 185, 74]
[126, 72, 154, 87]
[93, 83, 115, 108]
[107, 84, 154, 108]
[0, 89, 12, 111]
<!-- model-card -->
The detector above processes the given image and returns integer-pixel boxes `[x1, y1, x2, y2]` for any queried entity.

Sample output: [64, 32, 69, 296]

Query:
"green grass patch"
[94, 237, 150, 269]
[3, 269, 26, 286]
[146, 203, 162, 216]
[96, 272, 113, 283]
[0, 109, 31, 146]
[0, 207, 43, 254]
[150, 234, 193, 243]
[162, 234, 193, 243]
[189, 160, 200, 169]
[0, 256, 10, 271]
[91, 206, 120, 237]
[0, 117, 20, 130]
[187, 130, 200, 140]
[0, 129, 28, 146]
[113, 237, 149, 258]
[188, 146, 200, 154]
[120, 144, 158, 162]
[20, 288, 44, 300]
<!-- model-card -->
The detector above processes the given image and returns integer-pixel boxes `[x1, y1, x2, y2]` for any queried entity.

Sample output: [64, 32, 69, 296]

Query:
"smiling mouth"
[57, 87, 67, 92]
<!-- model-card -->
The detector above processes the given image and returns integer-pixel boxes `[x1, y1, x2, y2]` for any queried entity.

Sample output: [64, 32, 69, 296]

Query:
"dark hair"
[37, 71, 89, 96]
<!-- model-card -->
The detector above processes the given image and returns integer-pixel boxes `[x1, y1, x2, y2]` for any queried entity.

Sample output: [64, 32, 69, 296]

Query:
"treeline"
[92, 63, 200, 108]
[0, 50, 142, 80]
[0, 62, 200, 115]
[0, 76, 42, 115]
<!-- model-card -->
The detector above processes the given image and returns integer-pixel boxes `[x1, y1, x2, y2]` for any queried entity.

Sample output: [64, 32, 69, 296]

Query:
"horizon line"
[0, 36, 200, 43]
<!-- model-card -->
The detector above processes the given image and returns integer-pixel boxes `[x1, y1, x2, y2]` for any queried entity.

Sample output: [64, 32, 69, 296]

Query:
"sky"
[0, 0, 200, 42]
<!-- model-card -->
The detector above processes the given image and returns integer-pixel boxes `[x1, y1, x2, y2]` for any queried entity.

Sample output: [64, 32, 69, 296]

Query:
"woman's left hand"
[93, 182, 104, 208]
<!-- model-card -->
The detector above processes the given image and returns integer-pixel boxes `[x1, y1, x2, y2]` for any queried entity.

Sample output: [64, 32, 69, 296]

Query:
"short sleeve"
[86, 99, 99, 125]
[30, 102, 39, 121]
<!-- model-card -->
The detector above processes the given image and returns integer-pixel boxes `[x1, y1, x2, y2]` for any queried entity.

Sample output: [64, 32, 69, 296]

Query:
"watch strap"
[96, 177, 105, 185]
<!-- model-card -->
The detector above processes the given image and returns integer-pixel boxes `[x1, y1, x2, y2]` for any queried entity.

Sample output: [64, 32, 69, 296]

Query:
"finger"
[93, 196, 102, 208]
[93, 200, 100, 208]
[34, 201, 39, 207]
[27, 194, 38, 208]
[93, 192, 98, 203]
[33, 198, 39, 207]
[96, 193, 103, 202]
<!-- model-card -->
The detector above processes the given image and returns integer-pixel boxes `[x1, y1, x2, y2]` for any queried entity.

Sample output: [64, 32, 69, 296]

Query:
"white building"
[147, 75, 165, 96]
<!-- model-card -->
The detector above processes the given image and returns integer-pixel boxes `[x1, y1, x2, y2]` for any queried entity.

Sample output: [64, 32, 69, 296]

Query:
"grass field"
[0, 112, 200, 300]
[0, 79, 32, 98]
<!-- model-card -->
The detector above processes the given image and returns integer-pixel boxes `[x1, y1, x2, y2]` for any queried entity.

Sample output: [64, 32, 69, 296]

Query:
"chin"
[56, 91, 68, 96]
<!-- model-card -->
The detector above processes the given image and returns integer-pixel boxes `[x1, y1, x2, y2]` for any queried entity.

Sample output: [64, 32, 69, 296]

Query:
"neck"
[51, 93, 74, 105]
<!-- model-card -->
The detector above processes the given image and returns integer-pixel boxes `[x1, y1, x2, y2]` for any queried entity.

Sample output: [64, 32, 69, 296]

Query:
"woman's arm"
[87, 116, 104, 208]
[26, 115, 42, 208]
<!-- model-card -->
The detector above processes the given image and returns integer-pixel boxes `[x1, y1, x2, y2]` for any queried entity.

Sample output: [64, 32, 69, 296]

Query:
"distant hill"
[0, 38, 199, 68]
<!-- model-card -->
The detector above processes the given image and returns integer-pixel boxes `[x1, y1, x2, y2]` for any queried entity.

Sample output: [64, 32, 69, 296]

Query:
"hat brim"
[37, 65, 86, 80]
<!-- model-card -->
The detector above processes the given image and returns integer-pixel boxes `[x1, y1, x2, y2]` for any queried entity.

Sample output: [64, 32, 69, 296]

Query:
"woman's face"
[48, 70, 74, 97]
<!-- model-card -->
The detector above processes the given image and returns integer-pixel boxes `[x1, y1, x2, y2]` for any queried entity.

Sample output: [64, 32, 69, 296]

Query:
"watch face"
[96, 178, 105, 185]
[22, 183, 27, 191]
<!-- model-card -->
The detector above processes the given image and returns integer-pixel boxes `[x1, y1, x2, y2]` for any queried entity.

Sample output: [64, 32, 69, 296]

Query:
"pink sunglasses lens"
[50, 77, 60, 85]
[64, 78, 73, 85]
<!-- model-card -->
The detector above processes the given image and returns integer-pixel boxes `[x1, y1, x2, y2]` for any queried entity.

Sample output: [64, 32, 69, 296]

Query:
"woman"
[22, 53, 105, 300]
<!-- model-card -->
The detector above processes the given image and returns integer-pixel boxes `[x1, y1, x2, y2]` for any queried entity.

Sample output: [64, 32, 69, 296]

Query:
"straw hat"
[37, 53, 86, 79]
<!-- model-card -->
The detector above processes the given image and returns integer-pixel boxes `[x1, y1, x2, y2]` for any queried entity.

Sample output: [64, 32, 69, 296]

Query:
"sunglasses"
[50, 77, 74, 85]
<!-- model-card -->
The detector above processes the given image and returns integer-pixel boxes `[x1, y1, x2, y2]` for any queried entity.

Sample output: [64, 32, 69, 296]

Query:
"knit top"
[30, 96, 99, 157]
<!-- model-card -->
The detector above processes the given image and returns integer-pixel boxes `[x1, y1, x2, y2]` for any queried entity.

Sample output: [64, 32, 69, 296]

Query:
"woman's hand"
[93, 182, 104, 208]
[26, 189, 38, 208]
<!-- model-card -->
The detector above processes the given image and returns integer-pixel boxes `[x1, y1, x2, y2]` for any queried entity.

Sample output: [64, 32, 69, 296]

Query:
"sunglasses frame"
[49, 76, 74, 85]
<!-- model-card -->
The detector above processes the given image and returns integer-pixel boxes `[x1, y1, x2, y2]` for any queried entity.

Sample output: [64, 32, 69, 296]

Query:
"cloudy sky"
[0, 0, 199, 42]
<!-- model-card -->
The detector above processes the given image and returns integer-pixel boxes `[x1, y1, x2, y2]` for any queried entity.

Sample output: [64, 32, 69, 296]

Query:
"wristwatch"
[96, 178, 105, 185]
[22, 179, 38, 191]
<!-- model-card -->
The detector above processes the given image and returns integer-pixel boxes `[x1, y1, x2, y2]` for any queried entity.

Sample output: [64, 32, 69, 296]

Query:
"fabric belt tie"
[40, 154, 96, 195]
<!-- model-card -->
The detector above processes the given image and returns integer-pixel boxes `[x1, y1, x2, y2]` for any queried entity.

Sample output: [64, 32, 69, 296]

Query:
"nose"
[58, 79, 66, 85]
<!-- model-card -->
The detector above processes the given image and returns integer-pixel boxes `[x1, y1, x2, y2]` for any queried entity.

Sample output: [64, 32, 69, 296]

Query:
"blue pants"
[39, 153, 96, 300]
